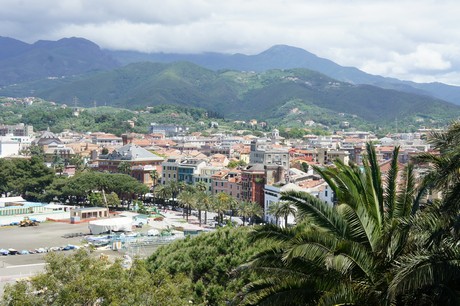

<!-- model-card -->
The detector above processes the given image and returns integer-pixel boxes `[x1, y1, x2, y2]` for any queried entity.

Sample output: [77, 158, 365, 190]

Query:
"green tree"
[117, 161, 132, 175]
[227, 159, 247, 169]
[9, 156, 55, 201]
[277, 200, 296, 228]
[155, 185, 171, 207]
[149, 169, 160, 200]
[88, 192, 104, 207]
[177, 190, 196, 222]
[301, 161, 309, 173]
[2, 249, 193, 305]
[198, 192, 214, 226]
[148, 227, 264, 305]
[249, 201, 263, 225]
[238, 201, 263, 226]
[105, 191, 120, 208]
[69, 154, 85, 172]
[213, 192, 231, 224]
[266, 201, 281, 226]
[240, 143, 430, 305]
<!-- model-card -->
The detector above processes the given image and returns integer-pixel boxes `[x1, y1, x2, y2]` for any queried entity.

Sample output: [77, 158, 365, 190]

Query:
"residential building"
[0, 123, 33, 137]
[241, 164, 266, 206]
[150, 123, 188, 136]
[212, 169, 242, 200]
[97, 143, 164, 185]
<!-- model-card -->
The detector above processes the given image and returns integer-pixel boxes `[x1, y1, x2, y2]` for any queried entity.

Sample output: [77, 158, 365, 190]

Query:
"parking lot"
[0, 221, 95, 296]
[0, 221, 90, 251]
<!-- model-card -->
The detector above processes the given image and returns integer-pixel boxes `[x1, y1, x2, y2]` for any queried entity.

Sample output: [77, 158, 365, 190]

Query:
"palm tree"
[117, 161, 131, 175]
[414, 121, 460, 241]
[198, 192, 214, 226]
[227, 197, 238, 222]
[276, 201, 296, 228]
[238, 201, 252, 226]
[240, 143, 429, 305]
[248, 201, 263, 225]
[154, 185, 170, 208]
[166, 181, 179, 207]
[177, 190, 196, 222]
[266, 201, 281, 226]
[194, 196, 207, 227]
[195, 181, 207, 193]
[149, 169, 159, 186]
[213, 192, 231, 224]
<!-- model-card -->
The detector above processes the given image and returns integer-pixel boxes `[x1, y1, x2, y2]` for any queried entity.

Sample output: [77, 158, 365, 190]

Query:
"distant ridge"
[0, 37, 119, 86]
[2, 61, 459, 127]
[109, 44, 460, 105]
[1, 36, 460, 127]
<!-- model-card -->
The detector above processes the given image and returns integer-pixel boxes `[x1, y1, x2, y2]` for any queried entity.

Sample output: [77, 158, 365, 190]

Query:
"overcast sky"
[2, 0, 460, 85]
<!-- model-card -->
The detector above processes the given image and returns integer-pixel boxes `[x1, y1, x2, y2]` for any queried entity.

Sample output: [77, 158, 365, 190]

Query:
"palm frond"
[388, 246, 460, 303]
[394, 163, 415, 219]
[280, 190, 348, 237]
[384, 146, 399, 220]
[365, 142, 384, 219]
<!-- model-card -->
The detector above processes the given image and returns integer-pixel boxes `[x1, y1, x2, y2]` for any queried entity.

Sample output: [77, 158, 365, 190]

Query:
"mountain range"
[0, 36, 459, 128]
[109, 45, 460, 106]
[0, 36, 118, 86]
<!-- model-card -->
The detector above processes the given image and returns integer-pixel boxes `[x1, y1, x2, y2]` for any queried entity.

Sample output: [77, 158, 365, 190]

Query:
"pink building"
[212, 170, 242, 201]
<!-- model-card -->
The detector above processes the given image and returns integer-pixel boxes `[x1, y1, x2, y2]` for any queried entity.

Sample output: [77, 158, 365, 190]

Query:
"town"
[0, 118, 439, 228]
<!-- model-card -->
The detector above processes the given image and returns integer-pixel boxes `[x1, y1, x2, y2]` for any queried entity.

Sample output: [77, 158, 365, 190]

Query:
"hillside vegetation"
[2, 62, 458, 130]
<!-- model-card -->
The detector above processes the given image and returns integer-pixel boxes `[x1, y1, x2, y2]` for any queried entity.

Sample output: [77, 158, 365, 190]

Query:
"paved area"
[0, 212, 219, 298]
[0, 221, 90, 251]
[0, 221, 92, 297]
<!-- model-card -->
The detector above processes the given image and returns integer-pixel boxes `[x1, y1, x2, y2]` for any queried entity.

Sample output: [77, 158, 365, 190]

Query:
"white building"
[0, 134, 32, 157]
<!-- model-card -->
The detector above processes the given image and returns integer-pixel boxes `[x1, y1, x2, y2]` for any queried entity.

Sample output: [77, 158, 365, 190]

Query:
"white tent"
[88, 217, 133, 235]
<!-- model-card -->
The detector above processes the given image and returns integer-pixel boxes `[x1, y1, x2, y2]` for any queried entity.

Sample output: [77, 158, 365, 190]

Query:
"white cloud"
[2, 0, 460, 84]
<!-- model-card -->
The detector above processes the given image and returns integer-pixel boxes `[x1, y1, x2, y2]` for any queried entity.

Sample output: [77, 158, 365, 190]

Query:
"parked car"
[62, 244, 78, 251]
[0, 249, 9, 256]
[8, 249, 18, 255]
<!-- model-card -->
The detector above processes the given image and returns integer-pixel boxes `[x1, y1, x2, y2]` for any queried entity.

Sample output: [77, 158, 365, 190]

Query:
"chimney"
[122, 133, 134, 145]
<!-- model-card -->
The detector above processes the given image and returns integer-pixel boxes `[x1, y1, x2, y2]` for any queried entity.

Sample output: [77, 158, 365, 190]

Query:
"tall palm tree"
[166, 181, 180, 207]
[194, 195, 207, 227]
[154, 185, 170, 208]
[276, 201, 296, 228]
[247, 201, 263, 226]
[198, 192, 214, 226]
[213, 192, 231, 224]
[227, 197, 238, 222]
[195, 181, 207, 193]
[266, 201, 281, 226]
[177, 190, 196, 222]
[414, 120, 460, 241]
[238, 201, 252, 226]
[240, 143, 429, 305]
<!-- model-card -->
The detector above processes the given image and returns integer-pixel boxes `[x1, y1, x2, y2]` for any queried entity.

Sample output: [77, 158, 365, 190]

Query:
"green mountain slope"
[1, 61, 459, 126]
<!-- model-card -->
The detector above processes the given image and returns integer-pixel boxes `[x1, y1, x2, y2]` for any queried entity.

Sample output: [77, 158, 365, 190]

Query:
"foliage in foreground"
[147, 226, 264, 306]
[1, 249, 192, 306]
[239, 143, 460, 305]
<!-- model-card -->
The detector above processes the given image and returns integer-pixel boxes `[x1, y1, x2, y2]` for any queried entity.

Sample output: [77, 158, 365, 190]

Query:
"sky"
[2, 0, 460, 85]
